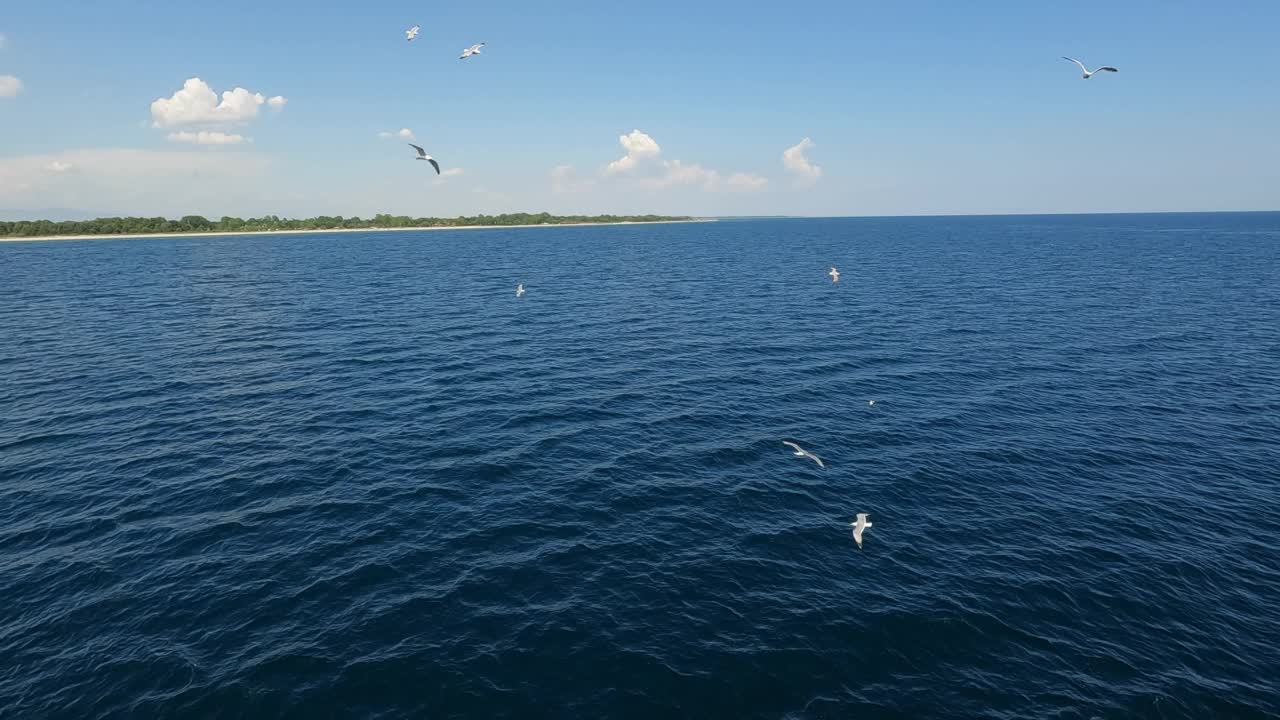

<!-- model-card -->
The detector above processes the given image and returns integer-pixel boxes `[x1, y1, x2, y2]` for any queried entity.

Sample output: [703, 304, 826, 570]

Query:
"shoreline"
[0, 218, 716, 243]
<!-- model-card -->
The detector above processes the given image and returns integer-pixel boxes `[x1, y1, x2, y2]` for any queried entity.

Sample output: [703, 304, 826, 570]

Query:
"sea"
[2, 214, 1278, 719]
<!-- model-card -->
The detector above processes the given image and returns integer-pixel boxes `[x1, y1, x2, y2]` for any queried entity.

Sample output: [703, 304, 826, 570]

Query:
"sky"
[2, 0, 1278, 219]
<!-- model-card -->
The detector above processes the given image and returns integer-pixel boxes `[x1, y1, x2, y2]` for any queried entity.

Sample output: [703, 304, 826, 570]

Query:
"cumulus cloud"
[267, 95, 287, 110]
[605, 129, 661, 175]
[150, 77, 284, 128]
[726, 172, 769, 192]
[378, 128, 415, 140]
[782, 137, 822, 183]
[644, 160, 720, 190]
[0, 75, 22, 98]
[167, 131, 249, 145]
[46, 161, 74, 173]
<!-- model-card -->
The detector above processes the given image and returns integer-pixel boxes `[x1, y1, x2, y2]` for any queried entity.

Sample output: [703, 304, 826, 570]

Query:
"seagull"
[460, 43, 485, 60]
[406, 25, 421, 41]
[1062, 57, 1118, 79]
[828, 267, 840, 284]
[868, 400, 876, 407]
[408, 143, 441, 174]
[516, 283, 525, 298]
[782, 441, 825, 469]
[851, 514, 873, 548]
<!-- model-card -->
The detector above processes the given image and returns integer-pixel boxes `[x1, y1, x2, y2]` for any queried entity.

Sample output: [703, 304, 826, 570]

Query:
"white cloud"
[167, 131, 249, 145]
[267, 95, 287, 110]
[605, 129, 661, 175]
[782, 137, 822, 183]
[0, 148, 271, 216]
[0, 75, 22, 98]
[378, 128, 415, 140]
[726, 172, 769, 192]
[550, 163, 595, 194]
[150, 77, 282, 128]
[433, 167, 465, 185]
[645, 160, 720, 190]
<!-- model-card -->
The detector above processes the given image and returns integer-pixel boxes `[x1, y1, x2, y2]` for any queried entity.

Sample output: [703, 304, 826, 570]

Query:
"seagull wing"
[427, 158, 441, 174]
[408, 143, 426, 158]
[1062, 56, 1088, 73]
[1097, 66, 1118, 73]
[808, 453, 825, 468]
[782, 441, 803, 453]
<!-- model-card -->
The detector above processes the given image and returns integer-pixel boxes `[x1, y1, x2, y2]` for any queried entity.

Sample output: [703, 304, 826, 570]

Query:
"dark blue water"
[2, 214, 1279, 719]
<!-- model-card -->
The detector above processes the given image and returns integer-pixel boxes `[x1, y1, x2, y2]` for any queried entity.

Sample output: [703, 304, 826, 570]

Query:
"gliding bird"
[408, 143, 441, 174]
[460, 43, 485, 60]
[851, 514, 873, 548]
[783, 441, 825, 469]
[1062, 57, 1118, 79]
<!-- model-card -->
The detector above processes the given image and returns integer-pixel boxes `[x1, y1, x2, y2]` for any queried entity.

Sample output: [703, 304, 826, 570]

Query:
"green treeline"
[0, 212, 692, 238]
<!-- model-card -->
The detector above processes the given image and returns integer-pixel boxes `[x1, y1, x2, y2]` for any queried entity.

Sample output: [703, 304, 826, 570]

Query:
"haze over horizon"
[2, 1, 1278, 220]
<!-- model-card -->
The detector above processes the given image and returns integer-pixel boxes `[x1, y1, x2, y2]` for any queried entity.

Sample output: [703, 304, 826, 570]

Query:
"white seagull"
[868, 400, 876, 407]
[406, 25, 421, 41]
[516, 283, 525, 298]
[408, 143, 441, 174]
[460, 43, 485, 60]
[828, 266, 840, 284]
[851, 514, 873, 548]
[1062, 57, 1118, 79]
[782, 441, 825, 469]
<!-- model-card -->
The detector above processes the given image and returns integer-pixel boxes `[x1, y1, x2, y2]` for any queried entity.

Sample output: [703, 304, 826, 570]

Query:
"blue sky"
[2, 0, 1278, 219]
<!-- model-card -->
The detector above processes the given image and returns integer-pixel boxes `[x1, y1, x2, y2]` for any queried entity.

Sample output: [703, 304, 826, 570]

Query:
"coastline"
[0, 218, 716, 243]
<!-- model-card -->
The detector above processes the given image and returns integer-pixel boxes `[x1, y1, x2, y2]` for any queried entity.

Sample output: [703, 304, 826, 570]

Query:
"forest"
[0, 213, 692, 238]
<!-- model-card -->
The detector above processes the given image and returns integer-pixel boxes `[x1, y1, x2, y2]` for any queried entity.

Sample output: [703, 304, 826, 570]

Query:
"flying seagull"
[851, 514, 873, 548]
[1062, 57, 1118, 79]
[868, 400, 876, 407]
[460, 43, 485, 60]
[406, 25, 421, 41]
[783, 441, 825, 469]
[516, 283, 525, 298]
[828, 266, 840, 284]
[408, 143, 441, 174]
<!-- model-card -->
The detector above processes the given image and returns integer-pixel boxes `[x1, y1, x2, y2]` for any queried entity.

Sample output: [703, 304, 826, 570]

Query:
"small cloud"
[150, 77, 279, 128]
[646, 160, 720, 190]
[726, 172, 768, 192]
[378, 128, 415, 141]
[167, 130, 249, 145]
[551, 163, 594, 194]
[46, 161, 74, 173]
[267, 95, 287, 110]
[433, 167, 465, 185]
[782, 137, 822, 184]
[605, 129, 661, 175]
[0, 75, 22, 98]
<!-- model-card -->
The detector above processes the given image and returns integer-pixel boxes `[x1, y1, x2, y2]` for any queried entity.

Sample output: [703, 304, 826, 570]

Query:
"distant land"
[0, 213, 700, 242]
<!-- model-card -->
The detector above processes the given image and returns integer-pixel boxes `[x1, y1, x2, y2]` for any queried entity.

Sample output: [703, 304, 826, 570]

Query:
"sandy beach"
[0, 218, 715, 243]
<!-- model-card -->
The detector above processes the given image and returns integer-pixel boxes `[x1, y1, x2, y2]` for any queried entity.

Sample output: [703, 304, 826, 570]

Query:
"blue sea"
[2, 214, 1279, 719]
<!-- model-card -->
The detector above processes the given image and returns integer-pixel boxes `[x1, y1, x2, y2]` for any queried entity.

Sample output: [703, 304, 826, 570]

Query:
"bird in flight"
[783, 441, 825, 469]
[828, 266, 840, 284]
[868, 400, 876, 407]
[408, 144, 441, 174]
[460, 43, 485, 60]
[516, 283, 525, 298]
[851, 514, 873, 548]
[1062, 57, 1118, 79]
[406, 25, 421, 41]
